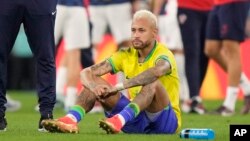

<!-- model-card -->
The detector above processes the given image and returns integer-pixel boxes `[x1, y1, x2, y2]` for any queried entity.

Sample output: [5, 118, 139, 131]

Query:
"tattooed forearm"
[124, 59, 170, 89]
[124, 68, 158, 88]
[81, 60, 112, 90]
[84, 82, 97, 90]
[90, 60, 112, 76]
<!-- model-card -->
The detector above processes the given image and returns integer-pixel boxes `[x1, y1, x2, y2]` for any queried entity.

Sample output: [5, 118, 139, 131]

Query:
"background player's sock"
[56, 67, 67, 102]
[175, 53, 189, 101]
[64, 87, 77, 111]
[223, 87, 239, 111]
[239, 73, 250, 96]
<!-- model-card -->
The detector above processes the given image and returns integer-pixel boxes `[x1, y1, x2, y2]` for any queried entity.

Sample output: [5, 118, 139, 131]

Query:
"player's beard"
[132, 39, 151, 49]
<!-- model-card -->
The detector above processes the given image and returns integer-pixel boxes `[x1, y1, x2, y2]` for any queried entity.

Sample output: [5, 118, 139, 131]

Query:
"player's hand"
[100, 86, 119, 99]
[90, 84, 110, 98]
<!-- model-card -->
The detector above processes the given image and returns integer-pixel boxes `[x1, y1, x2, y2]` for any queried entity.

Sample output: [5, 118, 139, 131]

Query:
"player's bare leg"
[205, 40, 245, 116]
[41, 87, 96, 133]
[99, 80, 170, 134]
[64, 49, 82, 111]
[42, 76, 120, 133]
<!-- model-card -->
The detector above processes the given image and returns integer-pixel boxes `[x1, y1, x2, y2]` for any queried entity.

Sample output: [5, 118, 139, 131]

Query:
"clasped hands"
[91, 84, 119, 101]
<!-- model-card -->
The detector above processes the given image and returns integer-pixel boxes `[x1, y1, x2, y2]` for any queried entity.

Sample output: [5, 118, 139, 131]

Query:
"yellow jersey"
[107, 41, 181, 131]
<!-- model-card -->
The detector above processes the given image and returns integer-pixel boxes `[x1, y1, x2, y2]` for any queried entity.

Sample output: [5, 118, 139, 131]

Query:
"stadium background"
[56, 34, 250, 100]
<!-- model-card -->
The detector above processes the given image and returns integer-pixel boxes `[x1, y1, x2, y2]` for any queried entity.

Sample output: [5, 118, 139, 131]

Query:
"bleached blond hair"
[132, 9, 158, 28]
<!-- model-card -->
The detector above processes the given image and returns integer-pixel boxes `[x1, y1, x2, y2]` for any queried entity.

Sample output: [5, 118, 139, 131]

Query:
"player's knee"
[97, 78, 112, 87]
[204, 41, 221, 58]
[204, 45, 218, 58]
[143, 80, 161, 93]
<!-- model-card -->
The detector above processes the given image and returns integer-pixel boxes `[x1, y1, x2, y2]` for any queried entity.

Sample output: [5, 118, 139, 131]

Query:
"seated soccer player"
[41, 9, 181, 134]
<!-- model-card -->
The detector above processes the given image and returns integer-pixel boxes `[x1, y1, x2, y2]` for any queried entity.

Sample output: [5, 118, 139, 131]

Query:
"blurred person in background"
[177, 0, 214, 114]
[4, 95, 21, 112]
[89, 0, 139, 51]
[245, 9, 250, 37]
[151, 0, 189, 104]
[54, 0, 94, 112]
[205, 0, 250, 116]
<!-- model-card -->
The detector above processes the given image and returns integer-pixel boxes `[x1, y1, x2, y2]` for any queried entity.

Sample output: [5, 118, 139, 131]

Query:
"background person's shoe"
[181, 100, 192, 113]
[211, 105, 234, 116]
[38, 114, 53, 132]
[191, 101, 206, 115]
[181, 96, 206, 115]
[241, 95, 250, 114]
[0, 117, 7, 132]
[5, 95, 21, 112]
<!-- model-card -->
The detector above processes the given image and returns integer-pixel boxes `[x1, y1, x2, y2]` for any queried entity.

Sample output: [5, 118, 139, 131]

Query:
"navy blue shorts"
[206, 2, 250, 41]
[105, 94, 178, 134]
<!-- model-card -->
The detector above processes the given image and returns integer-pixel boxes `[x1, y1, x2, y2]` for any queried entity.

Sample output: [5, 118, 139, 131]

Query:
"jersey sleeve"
[155, 53, 175, 75]
[106, 50, 126, 74]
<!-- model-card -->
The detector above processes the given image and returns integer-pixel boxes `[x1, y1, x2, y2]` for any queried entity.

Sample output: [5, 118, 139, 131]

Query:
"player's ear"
[153, 27, 158, 38]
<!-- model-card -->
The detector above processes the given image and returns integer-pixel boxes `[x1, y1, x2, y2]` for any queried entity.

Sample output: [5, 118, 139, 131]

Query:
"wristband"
[115, 83, 124, 91]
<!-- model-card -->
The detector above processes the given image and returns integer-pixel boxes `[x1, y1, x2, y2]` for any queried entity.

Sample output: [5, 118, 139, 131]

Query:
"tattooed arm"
[123, 59, 171, 89]
[104, 59, 171, 96]
[80, 60, 112, 91]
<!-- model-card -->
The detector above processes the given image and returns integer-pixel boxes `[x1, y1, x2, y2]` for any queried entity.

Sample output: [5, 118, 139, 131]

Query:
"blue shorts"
[206, 2, 250, 41]
[105, 94, 178, 134]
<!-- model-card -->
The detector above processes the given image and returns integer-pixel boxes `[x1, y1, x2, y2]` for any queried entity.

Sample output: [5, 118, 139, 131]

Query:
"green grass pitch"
[1, 91, 249, 141]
